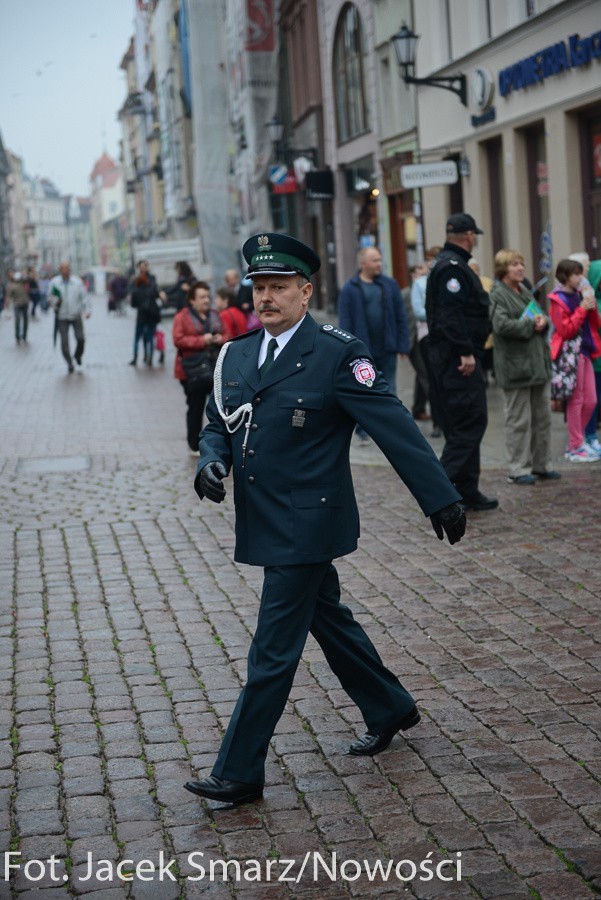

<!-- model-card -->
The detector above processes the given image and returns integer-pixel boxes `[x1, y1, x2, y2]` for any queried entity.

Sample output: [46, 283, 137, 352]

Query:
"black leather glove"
[199, 461, 228, 503]
[430, 501, 466, 545]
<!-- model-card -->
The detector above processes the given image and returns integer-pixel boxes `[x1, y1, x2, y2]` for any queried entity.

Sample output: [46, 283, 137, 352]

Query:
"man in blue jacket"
[338, 246, 409, 393]
[184, 233, 466, 806]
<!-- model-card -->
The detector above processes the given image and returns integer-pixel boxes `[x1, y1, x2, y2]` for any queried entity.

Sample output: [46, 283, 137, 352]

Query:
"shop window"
[579, 110, 601, 258]
[333, 4, 369, 143]
[525, 123, 552, 294]
[484, 137, 506, 252]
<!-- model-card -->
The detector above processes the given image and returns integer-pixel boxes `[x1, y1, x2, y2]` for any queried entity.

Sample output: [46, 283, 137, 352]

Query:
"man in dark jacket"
[338, 246, 409, 394]
[183, 232, 466, 807]
[425, 213, 497, 511]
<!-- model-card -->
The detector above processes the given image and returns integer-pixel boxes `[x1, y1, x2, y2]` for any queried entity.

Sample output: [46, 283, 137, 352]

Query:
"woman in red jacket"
[172, 282, 230, 456]
[549, 258, 601, 462]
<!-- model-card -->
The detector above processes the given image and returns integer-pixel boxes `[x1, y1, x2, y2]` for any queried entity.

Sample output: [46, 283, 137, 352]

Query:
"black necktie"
[259, 338, 278, 379]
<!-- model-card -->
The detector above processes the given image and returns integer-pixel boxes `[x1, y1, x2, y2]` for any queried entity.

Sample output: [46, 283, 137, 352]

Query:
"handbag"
[550, 335, 581, 402]
[181, 351, 214, 392]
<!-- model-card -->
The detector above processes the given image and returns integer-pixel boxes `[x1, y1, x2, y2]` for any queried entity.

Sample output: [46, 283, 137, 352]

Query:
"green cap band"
[250, 251, 311, 279]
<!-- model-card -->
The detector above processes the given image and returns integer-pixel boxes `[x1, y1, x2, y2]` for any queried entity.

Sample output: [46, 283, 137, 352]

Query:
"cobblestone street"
[1, 299, 600, 899]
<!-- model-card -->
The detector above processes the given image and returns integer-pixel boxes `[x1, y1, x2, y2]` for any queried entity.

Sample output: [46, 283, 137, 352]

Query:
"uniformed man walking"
[184, 233, 466, 806]
[425, 214, 498, 511]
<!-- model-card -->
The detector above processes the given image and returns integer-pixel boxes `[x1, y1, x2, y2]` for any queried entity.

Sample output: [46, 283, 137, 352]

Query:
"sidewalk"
[1, 300, 600, 899]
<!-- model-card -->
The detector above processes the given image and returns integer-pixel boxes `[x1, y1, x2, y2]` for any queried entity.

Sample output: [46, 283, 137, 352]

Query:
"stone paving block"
[17, 808, 64, 836]
[106, 758, 148, 781]
[14, 785, 60, 812]
[527, 871, 597, 898]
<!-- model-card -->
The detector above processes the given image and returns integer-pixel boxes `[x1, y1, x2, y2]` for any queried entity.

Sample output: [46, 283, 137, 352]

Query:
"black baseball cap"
[242, 232, 321, 280]
[446, 213, 483, 235]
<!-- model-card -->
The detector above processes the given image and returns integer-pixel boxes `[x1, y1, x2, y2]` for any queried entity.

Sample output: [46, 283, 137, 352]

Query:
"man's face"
[59, 263, 70, 279]
[252, 275, 312, 336]
[361, 249, 383, 279]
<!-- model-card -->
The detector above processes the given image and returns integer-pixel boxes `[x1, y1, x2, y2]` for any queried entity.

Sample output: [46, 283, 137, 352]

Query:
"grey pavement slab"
[0, 299, 600, 898]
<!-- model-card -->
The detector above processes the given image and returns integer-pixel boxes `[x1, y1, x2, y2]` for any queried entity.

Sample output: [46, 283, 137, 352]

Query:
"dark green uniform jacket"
[196, 314, 461, 566]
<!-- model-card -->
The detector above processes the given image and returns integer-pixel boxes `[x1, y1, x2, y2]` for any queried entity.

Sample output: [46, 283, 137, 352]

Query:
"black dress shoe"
[349, 706, 421, 756]
[183, 775, 263, 805]
[533, 470, 561, 480]
[462, 491, 499, 511]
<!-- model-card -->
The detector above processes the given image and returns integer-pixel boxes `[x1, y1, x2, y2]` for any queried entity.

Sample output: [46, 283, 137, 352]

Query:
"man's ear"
[301, 281, 313, 304]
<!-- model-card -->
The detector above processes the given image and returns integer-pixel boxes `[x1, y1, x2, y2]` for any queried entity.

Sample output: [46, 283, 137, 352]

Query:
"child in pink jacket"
[549, 258, 601, 462]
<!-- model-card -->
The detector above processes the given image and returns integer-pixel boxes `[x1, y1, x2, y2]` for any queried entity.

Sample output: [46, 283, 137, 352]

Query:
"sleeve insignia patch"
[446, 278, 461, 293]
[350, 357, 376, 387]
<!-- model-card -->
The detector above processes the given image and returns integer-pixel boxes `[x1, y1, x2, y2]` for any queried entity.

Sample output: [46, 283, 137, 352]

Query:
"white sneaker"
[585, 436, 601, 457]
[565, 444, 599, 463]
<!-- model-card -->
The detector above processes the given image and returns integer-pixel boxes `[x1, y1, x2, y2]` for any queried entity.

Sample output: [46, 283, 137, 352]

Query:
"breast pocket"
[222, 389, 243, 415]
[277, 390, 324, 437]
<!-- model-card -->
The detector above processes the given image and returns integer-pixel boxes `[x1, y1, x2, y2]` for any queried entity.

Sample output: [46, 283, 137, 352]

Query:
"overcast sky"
[0, 0, 135, 196]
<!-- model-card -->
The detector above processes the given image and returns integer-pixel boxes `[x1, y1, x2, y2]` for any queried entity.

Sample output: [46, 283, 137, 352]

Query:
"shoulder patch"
[446, 278, 461, 293]
[322, 323, 354, 342]
[349, 357, 376, 387]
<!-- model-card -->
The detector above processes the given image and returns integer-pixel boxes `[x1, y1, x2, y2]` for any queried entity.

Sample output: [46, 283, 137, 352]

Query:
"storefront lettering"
[499, 30, 601, 97]
[471, 107, 496, 128]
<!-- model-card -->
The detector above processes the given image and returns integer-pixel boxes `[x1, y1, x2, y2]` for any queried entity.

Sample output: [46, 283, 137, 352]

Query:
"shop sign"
[272, 173, 298, 194]
[400, 161, 458, 188]
[246, 0, 274, 51]
[499, 29, 601, 98]
[268, 164, 288, 185]
[305, 170, 335, 200]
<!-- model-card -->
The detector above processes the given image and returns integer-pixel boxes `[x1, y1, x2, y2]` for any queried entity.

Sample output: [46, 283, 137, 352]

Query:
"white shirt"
[257, 315, 307, 368]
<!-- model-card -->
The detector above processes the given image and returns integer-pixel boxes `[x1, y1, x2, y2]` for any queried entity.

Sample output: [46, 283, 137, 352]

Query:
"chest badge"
[350, 357, 376, 387]
[292, 409, 306, 428]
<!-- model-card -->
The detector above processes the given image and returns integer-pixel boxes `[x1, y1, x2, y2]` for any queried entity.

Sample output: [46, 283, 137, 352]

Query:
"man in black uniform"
[184, 233, 466, 806]
[425, 213, 498, 512]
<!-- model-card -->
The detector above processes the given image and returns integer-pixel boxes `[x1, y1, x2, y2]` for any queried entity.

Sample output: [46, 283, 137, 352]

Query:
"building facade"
[22, 176, 69, 273]
[412, 0, 601, 286]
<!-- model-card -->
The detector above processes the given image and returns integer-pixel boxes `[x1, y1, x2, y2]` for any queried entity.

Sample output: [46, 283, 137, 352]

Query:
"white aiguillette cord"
[212, 341, 254, 466]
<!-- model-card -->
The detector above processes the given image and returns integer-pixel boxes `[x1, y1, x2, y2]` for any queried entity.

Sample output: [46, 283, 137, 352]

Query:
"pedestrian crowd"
[3, 218, 601, 481]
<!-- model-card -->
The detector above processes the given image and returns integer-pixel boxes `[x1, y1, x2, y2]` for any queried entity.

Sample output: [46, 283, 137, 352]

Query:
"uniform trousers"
[212, 562, 415, 784]
[502, 382, 552, 477]
[428, 343, 487, 500]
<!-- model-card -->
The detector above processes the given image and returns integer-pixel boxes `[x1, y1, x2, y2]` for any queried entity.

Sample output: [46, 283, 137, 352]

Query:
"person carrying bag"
[172, 281, 229, 455]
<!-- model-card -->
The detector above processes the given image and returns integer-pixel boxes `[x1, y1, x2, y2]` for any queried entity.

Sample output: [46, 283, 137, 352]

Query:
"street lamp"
[266, 115, 285, 146]
[391, 24, 467, 107]
[265, 115, 318, 167]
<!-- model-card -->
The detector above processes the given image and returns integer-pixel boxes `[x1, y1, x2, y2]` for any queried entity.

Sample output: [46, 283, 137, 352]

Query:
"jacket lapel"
[236, 330, 263, 391]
